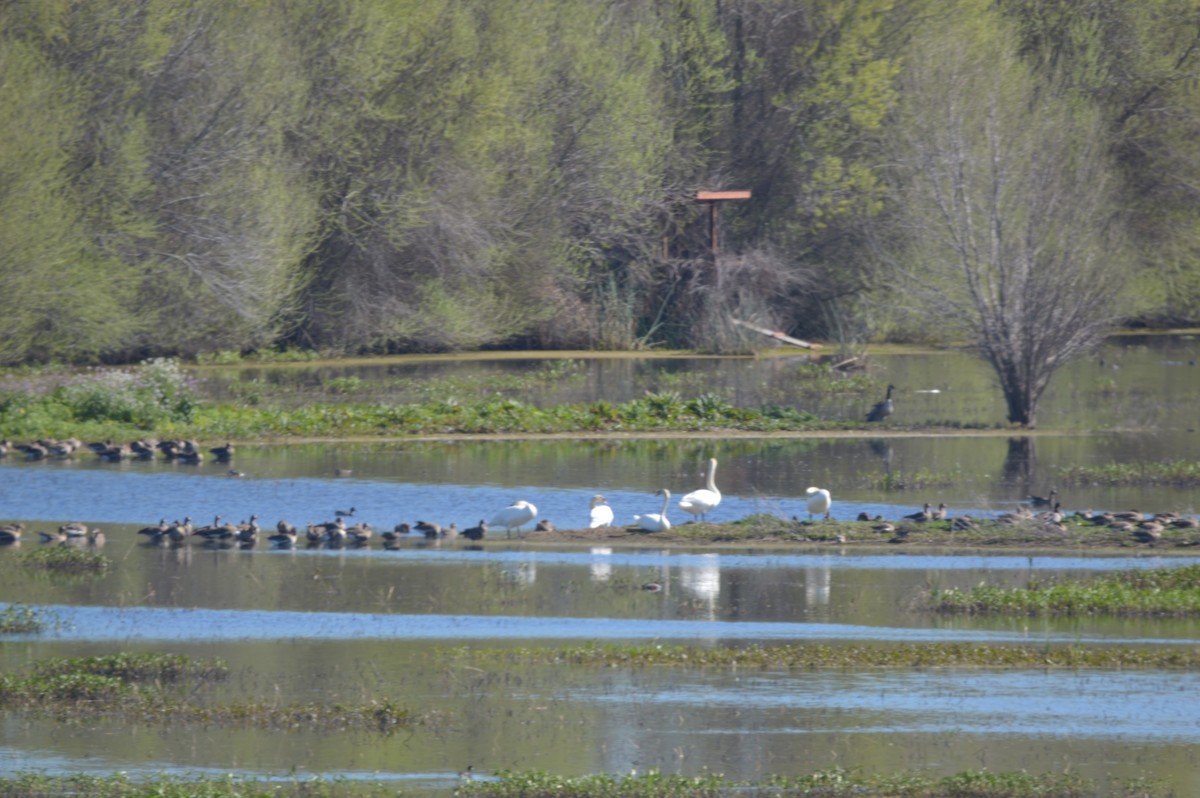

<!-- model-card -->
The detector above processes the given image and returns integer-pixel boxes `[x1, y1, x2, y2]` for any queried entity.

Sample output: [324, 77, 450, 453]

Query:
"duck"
[441, 523, 459, 540]
[589, 495, 615, 529]
[335, 506, 356, 518]
[139, 518, 170, 540]
[804, 486, 832, 520]
[871, 521, 896, 535]
[0, 525, 22, 544]
[38, 530, 67, 544]
[59, 522, 89, 539]
[382, 523, 411, 542]
[534, 519, 556, 533]
[931, 502, 948, 521]
[633, 489, 672, 533]
[489, 500, 538, 538]
[461, 520, 488, 541]
[87, 528, 105, 546]
[678, 458, 721, 522]
[268, 523, 298, 547]
[866, 384, 895, 422]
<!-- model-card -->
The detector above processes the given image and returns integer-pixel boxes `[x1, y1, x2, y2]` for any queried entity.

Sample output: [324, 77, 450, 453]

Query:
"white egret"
[634, 489, 672, 532]
[589, 495, 614, 528]
[678, 458, 721, 521]
[805, 486, 832, 520]
[490, 500, 538, 538]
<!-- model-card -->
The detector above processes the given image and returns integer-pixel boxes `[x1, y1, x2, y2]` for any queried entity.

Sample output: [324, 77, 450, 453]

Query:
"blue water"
[9, 603, 1196, 646]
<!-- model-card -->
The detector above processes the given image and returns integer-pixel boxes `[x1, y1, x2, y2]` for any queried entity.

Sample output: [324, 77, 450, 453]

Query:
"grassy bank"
[927, 565, 1200, 616]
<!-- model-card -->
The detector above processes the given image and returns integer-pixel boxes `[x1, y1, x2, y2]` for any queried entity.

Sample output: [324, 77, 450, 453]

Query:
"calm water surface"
[2, 338, 1200, 794]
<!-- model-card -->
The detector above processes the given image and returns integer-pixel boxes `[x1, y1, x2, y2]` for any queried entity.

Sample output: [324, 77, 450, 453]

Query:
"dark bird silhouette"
[866, 384, 895, 422]
[461, 520, 488, 541]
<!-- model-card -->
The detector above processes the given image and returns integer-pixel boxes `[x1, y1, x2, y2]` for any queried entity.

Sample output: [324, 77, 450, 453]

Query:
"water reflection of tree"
[1002, 437, 1036, 490]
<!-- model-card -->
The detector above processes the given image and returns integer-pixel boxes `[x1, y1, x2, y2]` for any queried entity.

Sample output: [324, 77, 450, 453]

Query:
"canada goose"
[1169, 516, 1200, 529]
[59, 522, 88, 538]
[866, 384, 895, 422]
[931, 503, 948, 521]
[139, 518, 170, 540]
[210, 442, 235, 461]
[0, 525, 22, 544]
[130, 440, 156, 459]
[1029, 489, 1057, 507]
[951, 515, 979, 531]
[168, 517, 193, 542]
[678, 458, 721, 522]
[1037, 502, 1064, 524]
[534, 519, 556, 532]
[903, 503, 932, 522]
[872, 521, 896, 535]
[236, 516, 260, 544]
[88, 528, 105, 546]
[441, 523, 458, 540]
[489, 500, 538, 538]
[805, 486, 832, 520]
[383, 522, 411, 541]
[461, 520, 488, 541]
[589, 495, 614, 529]
[335, 507, 356, 518]
[39, 530, 66, 544]
[1133, 522, 1163, 544]
[633, 489, 671, 533]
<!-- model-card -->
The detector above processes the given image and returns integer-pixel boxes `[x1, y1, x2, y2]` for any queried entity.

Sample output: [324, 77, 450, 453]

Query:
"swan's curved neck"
[660, 490, 671, 517]
[706, 460, 718, 492]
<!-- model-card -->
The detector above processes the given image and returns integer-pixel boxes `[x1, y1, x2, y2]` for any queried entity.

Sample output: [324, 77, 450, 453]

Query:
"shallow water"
[3, 339, 1200, 794]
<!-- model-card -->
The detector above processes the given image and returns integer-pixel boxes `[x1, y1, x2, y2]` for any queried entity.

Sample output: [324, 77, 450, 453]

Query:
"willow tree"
[882, 3, 1126, 427]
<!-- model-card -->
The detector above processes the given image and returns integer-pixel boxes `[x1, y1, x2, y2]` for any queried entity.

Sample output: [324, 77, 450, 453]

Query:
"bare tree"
[881, 5, 1126, 427]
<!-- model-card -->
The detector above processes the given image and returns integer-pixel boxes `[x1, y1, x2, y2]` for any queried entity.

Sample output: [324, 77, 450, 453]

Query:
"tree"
[881, 3, 1126, 427]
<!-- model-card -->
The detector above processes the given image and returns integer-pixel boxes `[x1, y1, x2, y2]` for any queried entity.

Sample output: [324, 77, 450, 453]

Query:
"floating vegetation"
[462, 767, 1163, 798]
[927, 565, 1200, 617]
[0, 772, 394, 798]
[18, 546, 110, 573]
[864, 468, 958, 491]
[0, 604, 50, 634]
[441, 640, 1200, 670]
[1057, 459, 1200, 486]
[0, 653, 422, 733]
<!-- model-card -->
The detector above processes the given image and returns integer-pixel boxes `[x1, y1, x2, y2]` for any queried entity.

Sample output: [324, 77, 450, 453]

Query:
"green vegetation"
[18, 546, 110, 573]
[463, 768, 1162, 798]
[928, 565, 1200, 617]
[0, 773, 394, 798]
[865, 468, 958, 491]
[0, 769, 1169, 798]
[0, 604, 50, 634]
[2, 1, 1199, 368]
[0, 653, 420, 733]
[442, 641, 1200, 670]
[1057, 460, 1200, 487]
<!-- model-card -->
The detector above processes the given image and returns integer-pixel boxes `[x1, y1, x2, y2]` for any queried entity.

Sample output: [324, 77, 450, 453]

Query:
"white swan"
[805, 486, 832, 520]
[589, 495, 614, 529]
[678, 457, 721, 521]
[490, 500, 538, 538]
[634, 489, 671, 532]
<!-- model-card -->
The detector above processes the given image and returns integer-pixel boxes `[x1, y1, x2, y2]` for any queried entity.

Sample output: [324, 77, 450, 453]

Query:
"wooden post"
[694, 190, 751, 257]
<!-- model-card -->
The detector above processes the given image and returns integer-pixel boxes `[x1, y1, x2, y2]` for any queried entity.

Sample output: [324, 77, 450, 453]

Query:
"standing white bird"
[589, 495, 615, 529]
[805, 486, 832, 520]
[490, 500, 538, 538]
[678, 457, 721, 522]
[633, 489, 672, 532]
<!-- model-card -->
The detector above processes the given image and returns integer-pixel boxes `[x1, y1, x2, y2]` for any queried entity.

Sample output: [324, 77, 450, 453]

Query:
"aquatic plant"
[927, 565, 1200, 616]
[0, 604, 49, 634]
[442, 640, 1200, 670]
[18, 546, 110, 573]
[1056, 459, 1200, 486]
[0, 652, 423, 732]
[461, 767, 1137, 797]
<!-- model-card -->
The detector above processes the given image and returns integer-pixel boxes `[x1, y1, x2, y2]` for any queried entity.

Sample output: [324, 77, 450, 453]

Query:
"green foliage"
[57, 358, 196, 427]
[0, 605, 50, 634]
[928, 566, 1200, 617]
[18, 547, 110, 574]
[1056, 459, 1200, 486]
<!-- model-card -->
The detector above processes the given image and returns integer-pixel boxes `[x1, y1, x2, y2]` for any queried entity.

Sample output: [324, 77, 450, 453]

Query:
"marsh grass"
[0, 653, 422, 732]
[1056, 459, 1200, 486]
[441, 641, 1200, 670]
[18, 546, 110, 573]
[0, 604, 50, 634]
[927, 565, 1200, 616]
[462, 767, 1161, 798]
[0, 772, 391, 797]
